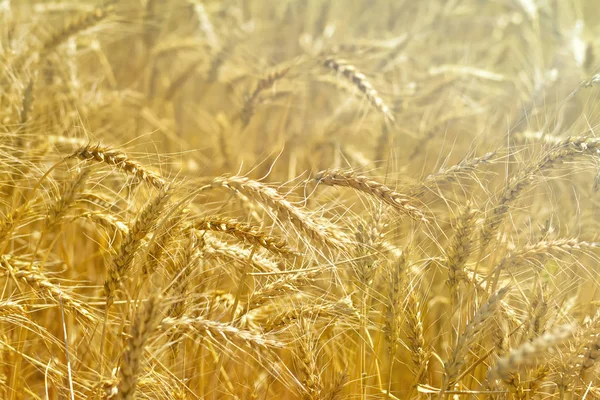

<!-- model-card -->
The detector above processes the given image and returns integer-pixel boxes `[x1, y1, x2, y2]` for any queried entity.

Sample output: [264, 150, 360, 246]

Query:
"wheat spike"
[316, 169, 427, 222]
[324, 58, 395, 122]
[116, 296, 162, 400]
[70, 144, 167, 190]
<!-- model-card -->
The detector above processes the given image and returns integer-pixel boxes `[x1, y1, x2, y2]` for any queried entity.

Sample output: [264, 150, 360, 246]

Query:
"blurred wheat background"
[1, 0, 600, 398]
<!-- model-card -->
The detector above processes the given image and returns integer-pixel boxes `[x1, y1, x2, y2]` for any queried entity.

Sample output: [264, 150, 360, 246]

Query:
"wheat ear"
[446, 203, 476, 303]
[481, 136, 600, 248]
[73, 212, 129, 236]
[1, 256, 94, 322]
[491, 238, 599, 291]
[210, 175, 343, 248]
[384, 251, 407, 355]
[159, 315, 283, 349]
[296, 318, 323, 400]
[5, 1, 115, 75]
[490, 324, 574, 385]
[405, 288, 427, 383]
[46, 168, 91, 228]
[192, 216, 298, 256]
[202, 233, 281, 273]
[410, 152, 495, 197]
[142, 210, 187, 276]
[444, 287, 509, 388]
[581, 331, 600, 378]
[116, 296, 162, 400]
[105, 187, 172, 306]
[316, 169, 427, 222]
[70, 144, 166, 190]
[324, 58, 395, 122]
[241, 65, 291, 125]
[41, 1, 116, 55]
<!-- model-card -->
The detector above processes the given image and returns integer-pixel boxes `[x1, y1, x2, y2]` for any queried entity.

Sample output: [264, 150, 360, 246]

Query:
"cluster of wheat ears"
[2, 0, 600, 399]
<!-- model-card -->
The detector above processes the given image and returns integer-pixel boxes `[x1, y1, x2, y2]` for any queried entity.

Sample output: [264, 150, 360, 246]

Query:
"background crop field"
[1, 0, 600, 398]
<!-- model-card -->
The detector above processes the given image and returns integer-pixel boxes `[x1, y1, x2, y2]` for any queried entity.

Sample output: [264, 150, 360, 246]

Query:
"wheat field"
[1, 0, 600, 398]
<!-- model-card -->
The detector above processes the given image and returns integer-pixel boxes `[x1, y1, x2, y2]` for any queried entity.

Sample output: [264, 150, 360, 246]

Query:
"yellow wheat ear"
[70, 144, 167, 190]
[116, 295, 162, 400]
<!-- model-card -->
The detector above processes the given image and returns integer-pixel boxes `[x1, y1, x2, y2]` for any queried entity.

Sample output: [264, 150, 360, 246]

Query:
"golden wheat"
[1, 1, 600, 398]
